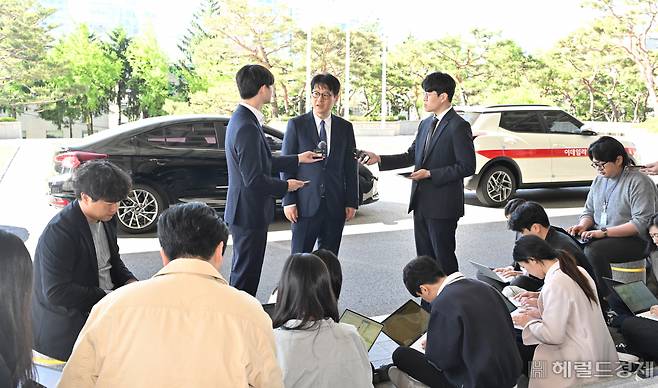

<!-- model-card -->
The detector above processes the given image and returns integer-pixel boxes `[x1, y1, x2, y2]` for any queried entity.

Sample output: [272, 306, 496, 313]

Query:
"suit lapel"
[307, 112, 320, 144]
[422, 109, 454, 164]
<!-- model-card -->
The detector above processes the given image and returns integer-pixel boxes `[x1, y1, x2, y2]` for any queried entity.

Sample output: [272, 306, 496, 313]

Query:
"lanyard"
[602, 168, 625, 212]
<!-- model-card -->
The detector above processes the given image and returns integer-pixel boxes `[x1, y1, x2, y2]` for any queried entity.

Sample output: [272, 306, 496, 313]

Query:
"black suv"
[48, 115, 379, 233]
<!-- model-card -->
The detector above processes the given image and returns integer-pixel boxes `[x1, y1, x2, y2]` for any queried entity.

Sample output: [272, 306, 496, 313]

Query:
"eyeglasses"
[423, 90, 437, 99]
[590, 161, 611, 169]
[311, 91, 333, 99]
[650, 233, 658, 239]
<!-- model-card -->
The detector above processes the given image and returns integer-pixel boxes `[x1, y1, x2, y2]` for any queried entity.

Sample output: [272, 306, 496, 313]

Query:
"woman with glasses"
[0, 230, 36, 388]
[619, 213, 658, 368]
[272, 253, 372, 388]
[567, 136, 658, 305]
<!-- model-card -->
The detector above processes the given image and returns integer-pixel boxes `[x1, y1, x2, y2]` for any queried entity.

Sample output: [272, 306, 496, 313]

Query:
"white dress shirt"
[240, 102, 265, 127]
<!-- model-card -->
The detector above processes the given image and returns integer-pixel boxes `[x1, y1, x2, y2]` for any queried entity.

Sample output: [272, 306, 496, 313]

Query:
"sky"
[47, 0, 598, 59]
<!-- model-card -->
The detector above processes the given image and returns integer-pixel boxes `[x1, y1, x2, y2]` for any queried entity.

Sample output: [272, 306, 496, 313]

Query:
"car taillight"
[55, 151, 108, 169]
[49, 196, 70, 208]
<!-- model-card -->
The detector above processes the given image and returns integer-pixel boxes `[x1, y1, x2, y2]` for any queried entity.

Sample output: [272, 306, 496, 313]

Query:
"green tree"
[586, 0, 658, 115]
[43, 25, 121, 134]
[126, 28, 170, 118]
[103, 27, 133, 124]
[0, 0, 55, 112]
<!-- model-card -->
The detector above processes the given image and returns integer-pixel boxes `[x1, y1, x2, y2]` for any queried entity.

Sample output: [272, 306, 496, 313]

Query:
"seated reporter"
[272, 253, 372, 388]
[620, 214, 658, 362]
[390, 256, 521, 388]
[511, 236, 617, 388]
[59, 203, 283, 387]
[567, 136, 657, 297]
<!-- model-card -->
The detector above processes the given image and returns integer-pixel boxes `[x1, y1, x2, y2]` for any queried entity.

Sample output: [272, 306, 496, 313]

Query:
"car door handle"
[148, 158, 168, 166]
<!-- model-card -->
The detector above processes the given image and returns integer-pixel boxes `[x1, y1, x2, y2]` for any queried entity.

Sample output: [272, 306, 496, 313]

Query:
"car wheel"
[117, 183, 167, 233]
[476, 165, 516, 207]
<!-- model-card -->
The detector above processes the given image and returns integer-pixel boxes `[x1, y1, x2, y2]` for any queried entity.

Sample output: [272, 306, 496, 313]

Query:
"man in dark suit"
[362, 72, 476, 275]
[388, 256, 522, 388]
[31, 160, 137, 361]
[281, 73, 359, 255]
[225, 64, 321, 296]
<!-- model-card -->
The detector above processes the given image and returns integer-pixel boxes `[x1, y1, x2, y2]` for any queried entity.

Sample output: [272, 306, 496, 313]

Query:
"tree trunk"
[270, 84, 279, 118]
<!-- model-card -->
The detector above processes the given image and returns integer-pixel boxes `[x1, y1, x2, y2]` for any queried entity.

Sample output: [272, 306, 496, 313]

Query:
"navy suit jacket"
[281, 112, 359, 218]
[225, 104, 299, 227]
[426, 279, 522, 388]
[380, 108, 476, 219]
[31, 200, 135, 360]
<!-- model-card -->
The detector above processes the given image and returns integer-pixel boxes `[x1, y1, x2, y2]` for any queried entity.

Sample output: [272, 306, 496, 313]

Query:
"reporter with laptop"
[620, 213, 658, 363]
[510, 235, 617, 388]
[388, 256, 521, 388]
[272, 253, 373, 388]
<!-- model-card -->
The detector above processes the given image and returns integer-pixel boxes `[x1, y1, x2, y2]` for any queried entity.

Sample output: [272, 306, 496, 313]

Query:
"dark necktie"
[424, 116, 439, 154]
[319, 120, 327, 144]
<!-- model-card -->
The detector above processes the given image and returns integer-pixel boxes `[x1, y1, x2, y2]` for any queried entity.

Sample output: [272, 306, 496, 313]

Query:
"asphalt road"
[0, 137, 641, 317]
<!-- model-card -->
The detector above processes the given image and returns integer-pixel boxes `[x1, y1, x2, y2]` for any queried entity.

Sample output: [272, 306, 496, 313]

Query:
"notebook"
[612, 281, 658, 321]
[469, 260, 515, 283]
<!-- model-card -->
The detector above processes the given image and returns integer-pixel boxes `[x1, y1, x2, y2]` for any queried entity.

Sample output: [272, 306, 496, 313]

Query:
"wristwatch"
[601, 227, 608, 238]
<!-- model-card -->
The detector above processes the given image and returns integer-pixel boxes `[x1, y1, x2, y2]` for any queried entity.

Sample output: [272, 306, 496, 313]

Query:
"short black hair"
[587, 136, 631, 166]
[311, 73, 340, 96]
[157, 202, 229, 261]
[402, 256, 445, 297]
[507, 201, 550, 232]
[72, 160, 132, 202]
[235, 64, 274, 99]
[503, 198, 526, 218]
[312, 249, 342, 300]
[421, 72, 456, 102]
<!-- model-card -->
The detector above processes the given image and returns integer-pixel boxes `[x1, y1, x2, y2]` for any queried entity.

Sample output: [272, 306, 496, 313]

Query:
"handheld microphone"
[314, 141, 327, 159]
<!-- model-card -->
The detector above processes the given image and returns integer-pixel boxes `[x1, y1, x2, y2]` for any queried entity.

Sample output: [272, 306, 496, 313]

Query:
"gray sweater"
[581, 168, 658, 237]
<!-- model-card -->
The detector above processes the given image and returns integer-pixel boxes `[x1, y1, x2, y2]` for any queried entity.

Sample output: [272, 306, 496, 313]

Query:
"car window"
[499, 111, 544, 133]
[140, 122, 218, 149]
[541, 111, 583, 134]
[214, 121, 227, 150]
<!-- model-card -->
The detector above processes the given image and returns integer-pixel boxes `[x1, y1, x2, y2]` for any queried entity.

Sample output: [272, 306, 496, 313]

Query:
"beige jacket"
[58, 259, 283, 388]
[522, 263, 618, 388]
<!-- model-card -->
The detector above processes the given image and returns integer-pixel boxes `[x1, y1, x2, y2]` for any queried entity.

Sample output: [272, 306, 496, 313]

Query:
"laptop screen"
[339, 309, 383, 351]
[614, 281, 658, 314]
[382, 300, 430, 347]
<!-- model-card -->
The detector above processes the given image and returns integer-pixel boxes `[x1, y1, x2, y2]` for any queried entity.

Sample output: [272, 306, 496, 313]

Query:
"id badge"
[600, 210, 607, 227]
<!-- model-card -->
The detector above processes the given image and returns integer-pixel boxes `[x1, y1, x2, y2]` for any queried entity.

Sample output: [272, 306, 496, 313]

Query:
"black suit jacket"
[224, 104, 299, 227]
[31, 200, 135, 360]
[426, 279, 522, 388]
[281, 112, 359, 218]
[380, 108, 475, 219]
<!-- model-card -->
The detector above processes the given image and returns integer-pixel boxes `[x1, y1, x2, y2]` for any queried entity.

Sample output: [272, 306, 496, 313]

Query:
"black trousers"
[392, 347, 455, 388]
[413, 214, 458, 275]
[229, 224, 268, 296]
[584, 236, 648, 296]
[621, 316, 658, 361]
[290, 199, 345, 255]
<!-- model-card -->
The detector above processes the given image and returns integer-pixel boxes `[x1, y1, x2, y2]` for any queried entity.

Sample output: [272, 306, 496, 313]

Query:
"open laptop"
[339, 309, 384, 351]
[469, 260, 515, 283]
[381, 299, 430, 347]
[612, 281, 658, 321]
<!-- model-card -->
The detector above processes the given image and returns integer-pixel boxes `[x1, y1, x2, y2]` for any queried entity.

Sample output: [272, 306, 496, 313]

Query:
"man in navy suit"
[362, 72, 475, 276]
[281, 73, 359, 255]
[225, 64, 321, 296]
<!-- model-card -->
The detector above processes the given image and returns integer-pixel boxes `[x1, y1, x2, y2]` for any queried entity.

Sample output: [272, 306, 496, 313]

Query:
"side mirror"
[580, 129, 598, 136]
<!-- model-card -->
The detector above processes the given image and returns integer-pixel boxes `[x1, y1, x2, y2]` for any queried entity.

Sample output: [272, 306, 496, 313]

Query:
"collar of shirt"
[240, 102, 265, 127]
[313, 113, 332, 153]
[436, 271, 465, 297]
[281, 318, 334, 329]
[155, 258, 227, 284]
[432, 105, 452, 127]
